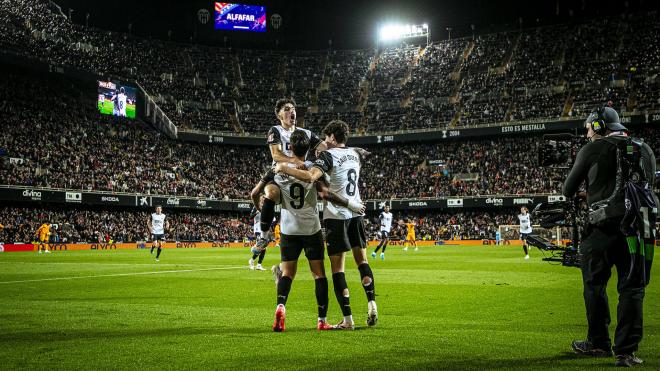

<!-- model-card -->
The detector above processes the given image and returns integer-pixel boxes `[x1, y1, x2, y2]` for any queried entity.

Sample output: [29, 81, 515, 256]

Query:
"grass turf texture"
[0, 245, 658, 370]
[98, 100, 136, 118]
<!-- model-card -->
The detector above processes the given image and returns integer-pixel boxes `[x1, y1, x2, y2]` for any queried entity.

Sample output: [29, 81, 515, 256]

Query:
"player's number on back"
[346, 169, 357, 197]
[289, 183, 305, 209]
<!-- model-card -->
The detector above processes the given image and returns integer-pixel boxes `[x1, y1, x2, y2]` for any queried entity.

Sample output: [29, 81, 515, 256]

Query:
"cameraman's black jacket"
[562, 135, 656, 214]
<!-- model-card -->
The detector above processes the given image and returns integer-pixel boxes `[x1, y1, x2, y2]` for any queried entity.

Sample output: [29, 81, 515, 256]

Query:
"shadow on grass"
[0, 323, 379, 343]
[0, 326, 275, 343]
[290, 351, 615, 370]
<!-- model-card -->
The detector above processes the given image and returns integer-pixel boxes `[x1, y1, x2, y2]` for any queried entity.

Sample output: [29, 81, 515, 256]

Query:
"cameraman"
[563, 106, 656, 367]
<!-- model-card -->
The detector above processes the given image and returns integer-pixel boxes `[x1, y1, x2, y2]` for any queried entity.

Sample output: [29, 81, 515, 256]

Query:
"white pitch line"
[0, 266, 246, 284]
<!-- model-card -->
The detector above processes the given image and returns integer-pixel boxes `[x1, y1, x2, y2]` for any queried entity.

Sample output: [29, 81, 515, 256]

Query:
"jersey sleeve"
[267, 126, 281, 145]
[313, 151, 333, 173]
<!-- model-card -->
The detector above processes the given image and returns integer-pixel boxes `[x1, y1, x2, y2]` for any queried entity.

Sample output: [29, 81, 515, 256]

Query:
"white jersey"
[267, 126, 321, 165]
[151, 213, 166, 234]
[117, 93, 127, 116]
[253, 210, 262, 234]
[274, 165, 321, 235]
[518, 213, 532, 234]
[314, 147, 363, 220]
[380, 211, 393, 232]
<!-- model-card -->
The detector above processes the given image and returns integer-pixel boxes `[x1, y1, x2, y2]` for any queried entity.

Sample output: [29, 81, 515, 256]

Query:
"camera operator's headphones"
[587, 106, 608, 136]
[586, 105, 628, 136]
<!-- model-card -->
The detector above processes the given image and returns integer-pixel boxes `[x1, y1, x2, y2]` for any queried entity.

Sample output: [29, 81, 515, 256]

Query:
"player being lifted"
[372, 205, 393, 260]
[35, 222, 51, 253]
[275, 120, 378, 329]
[403, 218, 417, 251]
[518, 206, 532, 259]
[147, 205, 168, 262]
[259, 130, 365, 332]
[248, 200, 267, 270]
[251, 98, 327, 252]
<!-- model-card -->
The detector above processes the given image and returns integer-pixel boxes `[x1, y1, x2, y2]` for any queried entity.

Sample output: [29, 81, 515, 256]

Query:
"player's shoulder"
[267, 125, 284, 143]
[267, 125, 282, 135]
[315, 149, 335, 162]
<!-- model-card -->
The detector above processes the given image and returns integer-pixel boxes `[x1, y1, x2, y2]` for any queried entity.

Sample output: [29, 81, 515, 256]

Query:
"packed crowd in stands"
[318, 49, 373, 110]
[364, 210, 517, 241]
[0, 205, 522, 243]
[0, 71, 268, 199]
[0, 1, 659, 136]
[2, 69, 659, 201]
[0, 206, 251, 243]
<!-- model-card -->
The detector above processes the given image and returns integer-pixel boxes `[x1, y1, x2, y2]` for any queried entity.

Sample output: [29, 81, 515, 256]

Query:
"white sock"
[344, 315, 353, 324]
[318, 317, 326, 323]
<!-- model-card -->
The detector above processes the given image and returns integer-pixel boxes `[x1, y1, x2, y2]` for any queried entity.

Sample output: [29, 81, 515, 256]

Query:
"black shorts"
[380, 230, 390, 239]
[520, 233, 530, 241]
[280, 230, 325, 262]
[152, 234, 165, 241]
[324, 216, 367, 256]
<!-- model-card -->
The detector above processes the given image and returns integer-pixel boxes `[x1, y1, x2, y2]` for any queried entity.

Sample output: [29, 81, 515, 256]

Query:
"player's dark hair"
[274, 98, 296, 117]
[322, 120, 349, 144]
[155, 205, 162, 209]
[290, 130, 310, 158]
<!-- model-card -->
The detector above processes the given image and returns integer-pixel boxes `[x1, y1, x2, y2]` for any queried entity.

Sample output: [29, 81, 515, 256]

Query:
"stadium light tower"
[378, 23, 430, 47]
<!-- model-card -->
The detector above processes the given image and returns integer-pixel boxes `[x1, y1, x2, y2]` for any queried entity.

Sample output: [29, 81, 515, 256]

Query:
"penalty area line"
[0, 266, 246, 284]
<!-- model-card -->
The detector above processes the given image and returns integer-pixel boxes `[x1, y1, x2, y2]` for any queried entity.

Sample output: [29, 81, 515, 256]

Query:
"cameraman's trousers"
[580, 222, 645, 355]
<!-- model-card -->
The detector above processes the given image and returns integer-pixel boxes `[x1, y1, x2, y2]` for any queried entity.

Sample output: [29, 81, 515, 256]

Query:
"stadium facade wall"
[0, 186, 565, 212]
[181, 115, 660, 146]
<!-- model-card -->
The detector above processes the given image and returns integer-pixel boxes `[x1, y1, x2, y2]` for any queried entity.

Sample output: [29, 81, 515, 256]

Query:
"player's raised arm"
[275, 163, 323, 183]
[276, 149, 333, 183]
[270, 143, 304, 166]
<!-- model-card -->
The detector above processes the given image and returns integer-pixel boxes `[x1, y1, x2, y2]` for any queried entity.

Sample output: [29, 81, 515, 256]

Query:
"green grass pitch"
[0, 245, 658, 370]
[97, 100, 136, 118]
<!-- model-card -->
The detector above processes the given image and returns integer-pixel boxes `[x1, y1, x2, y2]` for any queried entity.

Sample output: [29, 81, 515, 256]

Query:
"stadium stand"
[1, 1, 658, 136]
[0, 205, 518, 243]
[1, 67, 658, 201]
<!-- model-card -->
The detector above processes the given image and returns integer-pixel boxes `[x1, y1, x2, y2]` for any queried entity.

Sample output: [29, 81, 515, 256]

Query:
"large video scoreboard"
[214, 3, 266, 32]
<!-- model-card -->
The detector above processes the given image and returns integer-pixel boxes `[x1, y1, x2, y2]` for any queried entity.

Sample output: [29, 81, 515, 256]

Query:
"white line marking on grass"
[0, 266, 246, 284]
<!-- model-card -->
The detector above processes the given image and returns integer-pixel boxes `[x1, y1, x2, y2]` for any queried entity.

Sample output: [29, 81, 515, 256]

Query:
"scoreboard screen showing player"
[97, 81, 137, 119]
[214, 3, 266, 32]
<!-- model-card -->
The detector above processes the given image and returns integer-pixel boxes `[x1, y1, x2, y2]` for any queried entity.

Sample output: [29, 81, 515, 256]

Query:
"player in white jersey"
[112, 87, 127, 117]
[372, 205, 393, 260]
[267, 130, 366, 332]
[147, 205, 168, 261]
[518, 206, 533, 259]
[248, 202, 267, 270]
[251, 98, 327, 252]
[275, 120, 378, 330]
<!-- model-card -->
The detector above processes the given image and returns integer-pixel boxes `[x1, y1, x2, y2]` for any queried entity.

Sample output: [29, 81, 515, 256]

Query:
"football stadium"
[0, 0, 659, 369]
